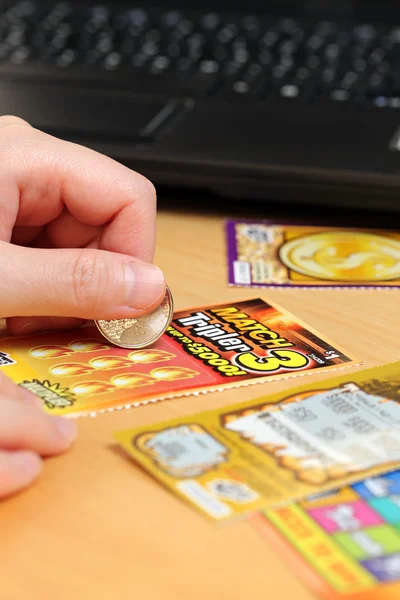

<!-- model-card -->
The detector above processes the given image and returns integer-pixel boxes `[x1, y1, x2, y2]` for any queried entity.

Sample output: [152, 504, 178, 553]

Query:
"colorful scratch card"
[0, 298, 357, 417]
[226, 220, 400, 287]
[116, 362, 400, 522]
[251, 469, 400, 599]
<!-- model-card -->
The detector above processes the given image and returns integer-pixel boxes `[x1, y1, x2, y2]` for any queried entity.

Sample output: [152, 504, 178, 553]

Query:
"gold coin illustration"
[279, 232, 400, 281]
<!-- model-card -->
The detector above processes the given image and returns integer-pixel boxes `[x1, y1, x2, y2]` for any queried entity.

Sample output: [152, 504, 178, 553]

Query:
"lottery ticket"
[116, 362, 400, 522]
[252, 469, 400, 599]
[0, 297, 357, 417]
[226, 220, 400, 288]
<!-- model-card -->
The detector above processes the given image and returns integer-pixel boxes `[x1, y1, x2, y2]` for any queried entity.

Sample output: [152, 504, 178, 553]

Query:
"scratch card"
[252, 469, 400, 599]
[116, 362, 400, 522]
[0, 298, 357, 417]
[226, 220, 400, 288]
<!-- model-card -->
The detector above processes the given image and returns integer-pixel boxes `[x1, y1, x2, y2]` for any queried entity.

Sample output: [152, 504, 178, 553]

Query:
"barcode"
[233, 261, 251, 285]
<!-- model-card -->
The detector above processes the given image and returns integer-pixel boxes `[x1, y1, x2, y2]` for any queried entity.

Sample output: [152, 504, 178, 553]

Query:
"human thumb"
[0, 242, 166, 320]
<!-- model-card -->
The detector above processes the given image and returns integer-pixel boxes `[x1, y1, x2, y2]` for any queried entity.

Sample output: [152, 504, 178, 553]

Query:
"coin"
[279, 232, 400, 282]
[95, 286, 174, 349]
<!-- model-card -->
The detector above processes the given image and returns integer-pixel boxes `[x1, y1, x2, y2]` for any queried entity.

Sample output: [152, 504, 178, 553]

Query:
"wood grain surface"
[1, 200, 399, 600]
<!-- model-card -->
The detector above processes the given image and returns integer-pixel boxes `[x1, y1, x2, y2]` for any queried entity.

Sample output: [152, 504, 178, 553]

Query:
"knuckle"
[69, 251, 112, 311]
[137, 173, 157, 205]
[0, 115, 31, 130]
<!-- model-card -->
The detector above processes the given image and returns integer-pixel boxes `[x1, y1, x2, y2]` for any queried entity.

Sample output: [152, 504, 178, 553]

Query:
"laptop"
[1, 0, 400, 211]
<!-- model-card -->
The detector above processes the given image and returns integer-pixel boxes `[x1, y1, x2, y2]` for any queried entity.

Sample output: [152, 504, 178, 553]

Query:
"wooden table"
[1, 200, 399, 600]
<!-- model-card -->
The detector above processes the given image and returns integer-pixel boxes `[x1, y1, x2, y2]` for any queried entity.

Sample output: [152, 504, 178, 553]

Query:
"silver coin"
[95, 286, 174, 349]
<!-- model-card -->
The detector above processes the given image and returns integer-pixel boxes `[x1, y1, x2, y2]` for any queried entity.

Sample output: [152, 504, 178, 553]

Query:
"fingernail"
[125, 262, 165, 310]
[53, 417, 78, 447]
[11, 451, 42, 479]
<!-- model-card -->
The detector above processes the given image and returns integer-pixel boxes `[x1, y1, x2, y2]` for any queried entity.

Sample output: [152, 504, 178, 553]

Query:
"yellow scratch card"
[226, 220, 400, 287]
[116, 362, 400, 522]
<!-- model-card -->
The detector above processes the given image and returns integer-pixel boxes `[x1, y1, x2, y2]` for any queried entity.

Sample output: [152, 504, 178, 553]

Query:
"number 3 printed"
[234, 349, 309, 374]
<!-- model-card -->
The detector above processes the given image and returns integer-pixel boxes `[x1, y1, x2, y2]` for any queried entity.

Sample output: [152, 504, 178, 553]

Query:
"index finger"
[0, 123, 157, 262]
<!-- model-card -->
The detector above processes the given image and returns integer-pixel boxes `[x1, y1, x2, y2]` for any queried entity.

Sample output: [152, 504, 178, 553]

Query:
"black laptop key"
[216, 79, 260, 101]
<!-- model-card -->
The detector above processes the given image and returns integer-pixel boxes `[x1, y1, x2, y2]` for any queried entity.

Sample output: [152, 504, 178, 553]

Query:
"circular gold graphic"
[279, 232, 400, 281]
[95, 286, 174, 349]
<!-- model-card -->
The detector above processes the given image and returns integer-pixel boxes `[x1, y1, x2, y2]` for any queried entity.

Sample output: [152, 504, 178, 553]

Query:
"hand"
[0, 115, 165, 334]
[0, 370, 77, 498]
[0, 115, 166, 498]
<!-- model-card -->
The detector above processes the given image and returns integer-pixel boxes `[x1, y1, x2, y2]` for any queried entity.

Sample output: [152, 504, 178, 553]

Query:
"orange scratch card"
[251, 469, 400, 599]
[0, 298, 358, 417]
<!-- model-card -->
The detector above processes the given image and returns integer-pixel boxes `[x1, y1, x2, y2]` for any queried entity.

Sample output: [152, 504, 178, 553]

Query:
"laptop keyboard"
[1, 1, 400, 109]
